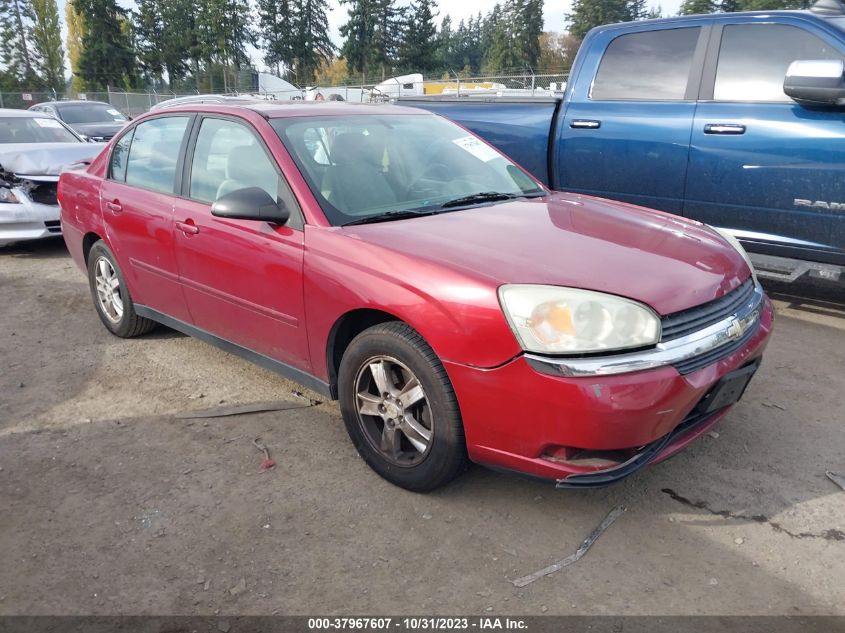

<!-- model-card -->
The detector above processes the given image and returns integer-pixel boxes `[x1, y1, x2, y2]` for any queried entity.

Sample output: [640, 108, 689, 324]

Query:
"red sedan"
[58, 103, 774, 491]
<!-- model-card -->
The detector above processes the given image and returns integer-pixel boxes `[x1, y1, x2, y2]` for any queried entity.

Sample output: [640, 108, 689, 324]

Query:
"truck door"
[557, 23, 710, 214]
[685, 19, 845, 267]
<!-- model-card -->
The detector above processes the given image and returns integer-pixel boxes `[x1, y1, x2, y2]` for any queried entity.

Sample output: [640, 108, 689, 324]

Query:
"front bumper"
[444, 295, 774, 484]
[0, 191, 61, 246]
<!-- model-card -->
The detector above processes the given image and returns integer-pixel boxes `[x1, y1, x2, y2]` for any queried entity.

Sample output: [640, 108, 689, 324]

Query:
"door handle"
[704, 123, 746, 135]
[570, 119, 601, 129]
[175, 220, 199, 235]
[106, 199, 122, 213]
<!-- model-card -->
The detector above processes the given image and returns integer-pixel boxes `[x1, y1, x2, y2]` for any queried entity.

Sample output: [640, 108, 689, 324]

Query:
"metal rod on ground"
[511, 505, 627, 588]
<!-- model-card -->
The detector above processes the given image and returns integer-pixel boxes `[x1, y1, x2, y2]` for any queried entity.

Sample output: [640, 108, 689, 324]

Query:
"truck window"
[714, 24, 844, 102]
[591, 28, 701, 101]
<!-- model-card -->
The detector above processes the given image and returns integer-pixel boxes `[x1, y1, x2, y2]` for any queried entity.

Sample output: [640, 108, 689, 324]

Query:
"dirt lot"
[1, 237, 844, 616]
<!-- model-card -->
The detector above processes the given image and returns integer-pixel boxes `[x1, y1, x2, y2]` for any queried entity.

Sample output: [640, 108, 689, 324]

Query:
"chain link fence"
[0, 72, 570, 116]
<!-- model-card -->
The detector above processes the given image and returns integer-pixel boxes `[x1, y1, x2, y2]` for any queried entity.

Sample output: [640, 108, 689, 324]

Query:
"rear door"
[99, 115, 193, 322]
[557, 22, 710, 214]
[173, 114, 310, 369]
[685, 18, 845, 266]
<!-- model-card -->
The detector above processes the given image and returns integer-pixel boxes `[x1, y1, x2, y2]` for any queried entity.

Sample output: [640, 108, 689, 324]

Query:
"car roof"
[159, 101, 431, 119]
[0, 108, 56, 118]
[595, 8, 836, 32]
[52, 100, 112, 107]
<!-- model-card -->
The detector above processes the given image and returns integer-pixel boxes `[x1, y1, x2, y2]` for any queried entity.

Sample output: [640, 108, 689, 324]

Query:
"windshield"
[272, 114, 544, 225]
[0, 116, 81, 143]
[57, 103, 126, 124]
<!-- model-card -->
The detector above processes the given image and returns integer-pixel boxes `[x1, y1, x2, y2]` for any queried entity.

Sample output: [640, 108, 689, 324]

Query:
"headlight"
[0, 187, 19, 203]
[498, 285, 661, 354]
[710, 226, 757, 283]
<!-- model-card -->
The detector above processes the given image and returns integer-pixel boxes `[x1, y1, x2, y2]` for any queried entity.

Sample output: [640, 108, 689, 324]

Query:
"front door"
[685, 20, 845, 266]
[173, 115, 309, 369]
[99, 114, 193, 322]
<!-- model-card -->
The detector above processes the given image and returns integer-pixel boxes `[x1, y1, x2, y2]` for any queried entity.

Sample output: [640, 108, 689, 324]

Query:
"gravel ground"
[1, 237, 844, 616]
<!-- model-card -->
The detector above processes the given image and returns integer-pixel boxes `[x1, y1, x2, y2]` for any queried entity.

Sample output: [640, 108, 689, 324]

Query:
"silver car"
[0, 109, 103, 247]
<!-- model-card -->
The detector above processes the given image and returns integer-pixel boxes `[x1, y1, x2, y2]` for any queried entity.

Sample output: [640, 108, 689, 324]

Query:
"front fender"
[303, 227, 521, 381]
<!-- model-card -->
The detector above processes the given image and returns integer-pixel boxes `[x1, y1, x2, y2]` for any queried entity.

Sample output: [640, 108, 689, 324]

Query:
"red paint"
[59, 104, 774, 484]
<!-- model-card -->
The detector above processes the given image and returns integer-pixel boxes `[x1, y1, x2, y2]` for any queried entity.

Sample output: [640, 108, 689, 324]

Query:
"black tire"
[338, 321, 468, 492]
[87, 240, 155, 338]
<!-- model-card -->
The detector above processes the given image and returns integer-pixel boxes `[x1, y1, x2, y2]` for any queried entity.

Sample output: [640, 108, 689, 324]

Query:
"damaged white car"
[0, 109, 104, 247]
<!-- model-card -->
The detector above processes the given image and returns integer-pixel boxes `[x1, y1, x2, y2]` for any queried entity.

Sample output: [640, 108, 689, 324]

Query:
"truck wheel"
[338, 322, 468, 492]
[87, 241, 155, 338]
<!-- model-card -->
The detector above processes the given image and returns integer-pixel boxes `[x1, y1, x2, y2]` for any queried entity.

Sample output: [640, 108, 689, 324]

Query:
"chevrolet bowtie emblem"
[727, 317, 744, 340]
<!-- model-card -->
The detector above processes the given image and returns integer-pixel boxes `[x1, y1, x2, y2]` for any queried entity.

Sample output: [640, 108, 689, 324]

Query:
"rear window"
[124, 116, 190, 194]
[57, 103, 126, 124]
[0, 116, 81, 143]
[591, 28, 701, 101]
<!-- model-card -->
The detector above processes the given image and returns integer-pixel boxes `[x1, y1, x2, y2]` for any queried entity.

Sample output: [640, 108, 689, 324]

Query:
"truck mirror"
[783, 59, 845, 106]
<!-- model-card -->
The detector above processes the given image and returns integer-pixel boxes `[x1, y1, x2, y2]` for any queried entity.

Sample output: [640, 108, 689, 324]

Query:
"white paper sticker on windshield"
[452, 135, 500, 162]
[33, 117, 63, 128]
[107, 108, 123, 118]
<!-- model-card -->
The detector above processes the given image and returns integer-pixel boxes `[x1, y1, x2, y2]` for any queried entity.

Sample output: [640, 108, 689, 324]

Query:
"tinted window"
[714, 24, 844, 102]
[188, 118, 298, 220]
[110, 129, 134, 182]
[0, 115, 81, 143]
[592, 28, 701, 101]
[125, 116, 189, 194]
[57, 103, 127, 124]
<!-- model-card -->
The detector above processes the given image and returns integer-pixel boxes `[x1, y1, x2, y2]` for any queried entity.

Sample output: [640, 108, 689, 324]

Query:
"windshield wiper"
[439, 191, 545, 209]
[342, 209, 439, 226]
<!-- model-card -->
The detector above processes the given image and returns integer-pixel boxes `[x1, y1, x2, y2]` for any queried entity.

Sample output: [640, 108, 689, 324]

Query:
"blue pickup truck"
[405, 2, 845, 286]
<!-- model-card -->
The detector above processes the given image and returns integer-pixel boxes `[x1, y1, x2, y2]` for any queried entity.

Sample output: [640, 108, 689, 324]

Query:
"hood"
[342, 192, 751, 316]
[70, 122, 125, 138]
[0, 142, 106, 177]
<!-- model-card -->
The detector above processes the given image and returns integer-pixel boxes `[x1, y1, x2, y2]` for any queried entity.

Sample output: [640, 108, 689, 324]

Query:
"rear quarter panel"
[58, 148, 110, 272]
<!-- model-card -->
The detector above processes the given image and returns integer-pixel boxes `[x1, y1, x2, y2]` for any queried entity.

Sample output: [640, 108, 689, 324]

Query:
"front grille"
[673, 323, 757, 374]
[44, 220, 61, 233]
[28, 182, 58, 206]
[661, 279, 755, 341]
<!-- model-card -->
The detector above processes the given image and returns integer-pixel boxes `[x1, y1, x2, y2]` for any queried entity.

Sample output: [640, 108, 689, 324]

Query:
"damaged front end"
[0, 143, 103, 247]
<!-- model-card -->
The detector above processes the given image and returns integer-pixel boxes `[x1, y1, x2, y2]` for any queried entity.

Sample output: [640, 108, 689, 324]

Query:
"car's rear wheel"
[338, 321, 468, 491]
[87, 240, 155, 338]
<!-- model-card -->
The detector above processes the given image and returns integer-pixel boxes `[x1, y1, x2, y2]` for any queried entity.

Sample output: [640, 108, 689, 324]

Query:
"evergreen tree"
[679, 0, 716, 14]
[258, 0, 295, 75]
[371, 0, 405, 80]
[75, 0, 137, 88]
[30, 0, 63, 91]
[135, 0, 165, 83]
[567, 0, 648, 39]
[435, 14, 455, 71]
[340, 0, 377, 80]
[293, 0, 335, 83]
[0, 0, 39, 85]
[483, 0, 543, 72]
[398, 0, 438, 75]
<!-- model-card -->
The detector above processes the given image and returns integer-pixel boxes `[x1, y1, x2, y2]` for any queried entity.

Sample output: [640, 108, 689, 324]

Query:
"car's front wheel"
[87, 240, 155, 338]
[338, 322, 468, 491]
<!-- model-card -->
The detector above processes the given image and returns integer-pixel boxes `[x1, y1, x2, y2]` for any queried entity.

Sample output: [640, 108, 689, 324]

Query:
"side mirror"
[211, 187, 290, 224]
[784, 59, 845, 106]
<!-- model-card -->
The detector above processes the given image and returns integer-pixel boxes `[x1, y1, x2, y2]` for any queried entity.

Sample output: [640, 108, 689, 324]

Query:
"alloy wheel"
[94, 256, 124, 323]
[354, 355, 433, 466]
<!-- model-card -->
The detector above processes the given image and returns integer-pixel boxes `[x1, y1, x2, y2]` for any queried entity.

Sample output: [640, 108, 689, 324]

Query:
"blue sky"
[55, 0, 684, 73]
